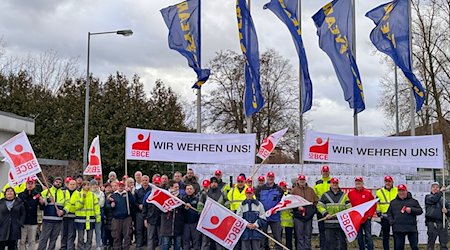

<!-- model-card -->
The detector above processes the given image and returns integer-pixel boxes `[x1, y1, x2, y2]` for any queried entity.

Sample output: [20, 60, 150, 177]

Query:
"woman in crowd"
[0, 187, 26, 249]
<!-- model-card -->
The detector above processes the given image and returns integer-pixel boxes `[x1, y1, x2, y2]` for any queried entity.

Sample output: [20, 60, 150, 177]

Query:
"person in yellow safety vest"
[314, 165, 332, 250]
[38, 177, 71, 250]
[279, 181, 294, 250]
[214, 169, 230, 194]
[317, 177, 350, 250]
[71, 180, 101, 250]
[227, 175, 248, 212]
[376, 175, 398, 250]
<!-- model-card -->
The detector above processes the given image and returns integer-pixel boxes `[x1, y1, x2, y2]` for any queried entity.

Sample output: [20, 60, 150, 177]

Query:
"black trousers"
[380, 217, 391, 250]
[393, 232, 418, 250]
[0, 240, 17, 250]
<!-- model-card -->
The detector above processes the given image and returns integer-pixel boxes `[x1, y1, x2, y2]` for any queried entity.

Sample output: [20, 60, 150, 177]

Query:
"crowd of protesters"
[0, 166, 448, 250]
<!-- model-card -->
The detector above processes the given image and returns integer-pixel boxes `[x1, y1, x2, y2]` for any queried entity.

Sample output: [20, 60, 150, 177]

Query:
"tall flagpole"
[298, 0, 304, 173]
[408, 0, 416, 136]
[395, 66, 400, 135]
[246, 0, 252, 134]
[197, 0, 202, 133]
[352, 0, 358, 136]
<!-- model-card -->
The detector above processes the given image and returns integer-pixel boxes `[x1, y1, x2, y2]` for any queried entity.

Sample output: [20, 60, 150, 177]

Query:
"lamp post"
[83, 29, 133, 169]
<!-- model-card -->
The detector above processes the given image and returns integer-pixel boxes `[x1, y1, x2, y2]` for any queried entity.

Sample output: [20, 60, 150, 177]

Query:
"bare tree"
[204, 49, 307, 159]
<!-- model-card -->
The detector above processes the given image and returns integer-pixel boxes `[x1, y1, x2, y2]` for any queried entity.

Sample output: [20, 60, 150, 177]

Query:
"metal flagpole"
[408, 0, 416, 136]
[197, 0, 202, 133]
[246, 0, 253, 134]
[298, 0, 305, 174]
[352, 0, 358, 136]
[395, 66, 399, 135]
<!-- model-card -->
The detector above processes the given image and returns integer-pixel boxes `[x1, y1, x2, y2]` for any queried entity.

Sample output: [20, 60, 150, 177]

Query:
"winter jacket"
[425, 191, 450, 223]
[348, 187, 376, 222]
[255, 184, 284, 222]
[160, 194, 184, 237]
[314, 176, 331, 198]
[18, 189, 43, 225]
[387, 192, 423, 233]
[71, 190, 101, 230]
[217, 179, 230, 194]
[103, 191, 114, 230]
[41, 186, 71, 223]
[291, 184, 318, 221]
[182, 195, 200, 224]
[143, 199, 161, 226]
[106, 190, 135, 219]
[317, 188, 350, 229]
[280, 191, 294, 228]
[183, 176, 201, 194]
[198, 187, 229, 212]
[236, 199, 267, 240]
[135, 185, 152, 212]
[376, 187, 398, 214]
[228, 185, 248, 212]
[0, 198, 26, 241]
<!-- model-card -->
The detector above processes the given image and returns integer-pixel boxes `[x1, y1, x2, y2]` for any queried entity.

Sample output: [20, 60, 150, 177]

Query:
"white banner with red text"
[125, 128, 256, 165]
[303, 131, 443, 168]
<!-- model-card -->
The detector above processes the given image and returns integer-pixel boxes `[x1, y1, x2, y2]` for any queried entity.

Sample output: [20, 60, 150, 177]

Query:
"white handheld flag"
[197, 198, 248, 249]
[145, 184, 184, 212]
[0, 131, 42, 181]
[336, 199, 378, 242]
[257, 128, 288, 161]
[84, 136, 102, 175]
[265, 194, 312, 217]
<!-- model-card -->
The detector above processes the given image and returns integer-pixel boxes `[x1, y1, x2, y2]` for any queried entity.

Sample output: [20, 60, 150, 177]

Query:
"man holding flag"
[159, 180, 185, 250]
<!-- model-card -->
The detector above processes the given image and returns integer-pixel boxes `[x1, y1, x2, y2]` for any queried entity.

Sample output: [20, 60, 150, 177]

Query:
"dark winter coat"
[106, 191, 135, 219]
[18, 189, 43, 225]
[387, 192, 423, 233]
[425, 191, 450, 222]
[0, 198, 26, 241]
[160, 194, 184, 237]
[182, 195, 199, 224]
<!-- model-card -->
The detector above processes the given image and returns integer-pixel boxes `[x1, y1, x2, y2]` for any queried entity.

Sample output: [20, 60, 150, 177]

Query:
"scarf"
[6, 199, 15, 211]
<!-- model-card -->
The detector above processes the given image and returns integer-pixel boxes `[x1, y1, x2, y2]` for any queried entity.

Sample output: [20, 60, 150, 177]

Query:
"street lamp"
[83, 29, 133, 169]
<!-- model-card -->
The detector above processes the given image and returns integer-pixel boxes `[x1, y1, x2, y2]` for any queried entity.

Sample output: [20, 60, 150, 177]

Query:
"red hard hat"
[297, 175, 306, 181]
[397, 184, 407, 191]
[246, 178, 252, 183]
[245, 187, 255, 193]
[214, 170, 222, 175]
[202, 179, 211, 187]
[330, 177, 339, 184]
[153, 177, 161, 184]
[258, 176, 265, 182]
[321, 165, 330, 172]
[267, 171, 275, 178]
[279, 181, 287, 187]
[237, 175, 246, 182]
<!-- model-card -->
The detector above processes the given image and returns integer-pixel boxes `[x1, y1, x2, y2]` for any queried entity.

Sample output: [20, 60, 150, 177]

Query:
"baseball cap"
[431, 182, 440, 187]
[94, 174, 102, 180]
[245, 187, 254, 193]
[64, 177, 73, 183]
[246, 178, 252, 183]
[258, 176, 265, 182]
[202, 179, 211, 187]
[118, 181, 125, 186]
[210, 177, 218, 183]
[153, 177, 161, 184]
[355, 177, 363, 182]
[330, 177, 339, 184]
[26, 177, 36, 183]
[279, 181, 287, 187]
[397, 184, 407, 191]
[214, 170, 222, 175]
[54, 177, 63, 182]
[267, 171, 275, 178]
[384, 176, 393, 182]
[297, 175, 306, 181]
[237, 175, 245, 182]
[321, 165, 330, 172]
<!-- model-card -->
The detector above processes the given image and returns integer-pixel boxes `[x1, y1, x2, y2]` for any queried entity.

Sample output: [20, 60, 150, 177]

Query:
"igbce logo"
[202, 215, 245, 246]
[131, 133, 150, 158]
[5, 144, 38, 175]
[308, 137, 329, 160]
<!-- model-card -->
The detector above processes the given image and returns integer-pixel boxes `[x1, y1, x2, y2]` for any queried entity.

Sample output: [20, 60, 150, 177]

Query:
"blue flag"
[312, 0, 365, 114]
[236, 0, 265, 116]
[161, 0, 210, 89]
[264, 0, 313, 114]
[366, 0, 426, 111]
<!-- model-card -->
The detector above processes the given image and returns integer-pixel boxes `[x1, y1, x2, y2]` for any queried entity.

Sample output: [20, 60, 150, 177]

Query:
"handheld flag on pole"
[84, 135, 102, 175]
[197, 197, 249, 249]
[161, 0, 210, 89]
[145, 184, 184, 212]
[312, 0, 365, 114]
[236, 0, 265, 116]
[336, 198, 378, 242]
[366, 0, 426, 111]
[0, 131, 42, 181]
[257, 128, 288, 161]
[265, 194, 312, 217]
[263, 0, 313, 114]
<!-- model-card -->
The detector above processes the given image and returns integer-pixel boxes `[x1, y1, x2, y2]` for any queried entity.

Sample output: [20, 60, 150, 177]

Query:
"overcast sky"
[0, 0, 394, 136]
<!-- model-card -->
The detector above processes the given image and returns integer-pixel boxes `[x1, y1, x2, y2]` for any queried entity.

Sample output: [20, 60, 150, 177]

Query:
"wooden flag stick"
[255, 228, 289, 250]
[39, 172, 60, 211]
[317, 214, 336, 222]
[250, 158, 268, 181]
